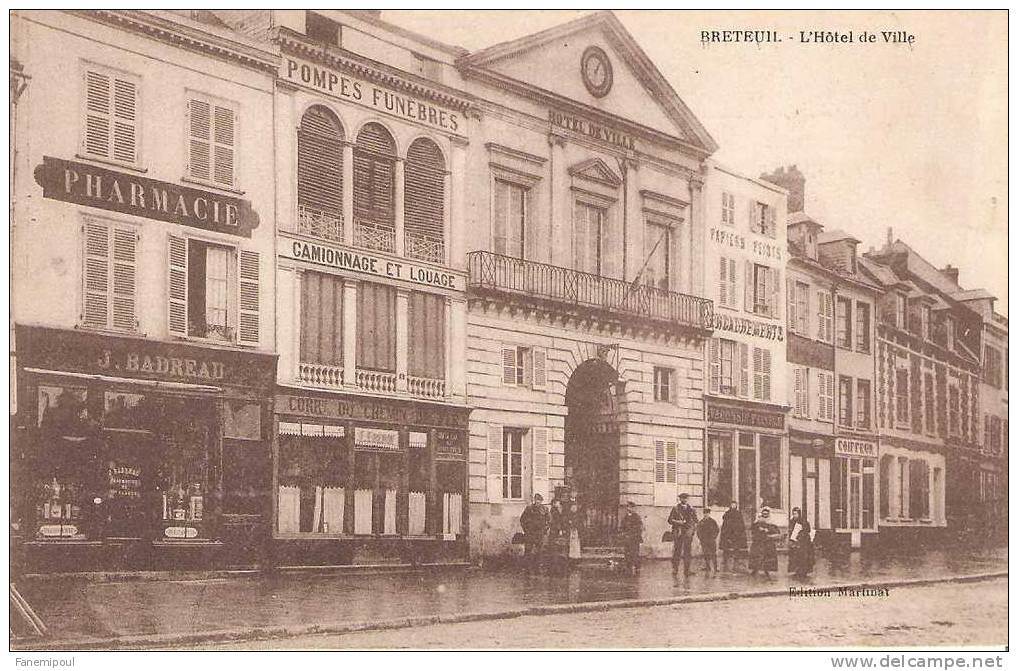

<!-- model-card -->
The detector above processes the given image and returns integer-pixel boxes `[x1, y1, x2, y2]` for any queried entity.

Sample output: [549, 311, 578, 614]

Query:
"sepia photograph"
[7, 8, 1008, 658]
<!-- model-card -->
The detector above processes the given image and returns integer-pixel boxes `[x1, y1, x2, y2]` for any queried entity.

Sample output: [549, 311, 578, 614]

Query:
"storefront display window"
[834, 456, 877, 530]
[277, 425, 346, 534]
[759, 436, 781, 509]
[706, 433, 732, 507]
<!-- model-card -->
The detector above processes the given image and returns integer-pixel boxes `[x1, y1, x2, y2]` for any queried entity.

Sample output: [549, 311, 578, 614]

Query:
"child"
[696, 507, 720, 574]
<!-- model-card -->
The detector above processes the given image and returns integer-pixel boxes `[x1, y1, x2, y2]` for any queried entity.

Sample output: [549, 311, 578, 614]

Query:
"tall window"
[791, 280, 809, 334]
[493, 180, 527, 258]
[855, 302, 871, 352]
[895, 368, 910, 426]
[297, 106, 344, 240]
[879, 455, 893, 519]
[759, 436, 782, 509]
[356, 281, 396, 372]
[984, 345, 1003, 389]
[82, 65, 139, 166]
[181, 240, 232, 341]
[948, 382, 960, 436]
[817, 371, 835, 421]
[353, 123, 397, 252]
[751, 264, 779, 318]
[574, 201, 606, 275]
[709, 338, 746, 398]
[894, 293, 907, 329]
[816, 290, 834, 342]
[300, 271, 343, 368]
[653, 366, 673, 402]
[81, 218, 137, 332]
[839, 375, 854, 427]
[856, 379, 871, 428]
[836, 297, 852, 349]
[909, 459, 930, 519]
[720, 339, 735, 394]
[644, 222, 671, 290]
[792, 366, 809, 418]
[186, 93, 236, 188]
[924, 373, 936, 435]
[752, 347, 772, 402]
[718, 257, 738, 309]
[502, 428, 525, 500]
[751, 202, 776, 238]
[920, 305, 932, 340]
[405, 138, 446, 263]
[408, 292, 445, 380]
[706, 433, 733, 507]
[721, 191, 736, 226]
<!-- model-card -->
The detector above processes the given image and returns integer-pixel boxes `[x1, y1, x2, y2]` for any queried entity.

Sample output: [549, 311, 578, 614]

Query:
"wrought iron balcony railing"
[297, 204, 344, 242]
[353, 218, 396, 254]
[405, 231, 445, 264]
[467, 251, 713, 333]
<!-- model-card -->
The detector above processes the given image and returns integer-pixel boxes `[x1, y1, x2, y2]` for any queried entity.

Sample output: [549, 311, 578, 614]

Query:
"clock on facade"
[581, 46, 613, 98]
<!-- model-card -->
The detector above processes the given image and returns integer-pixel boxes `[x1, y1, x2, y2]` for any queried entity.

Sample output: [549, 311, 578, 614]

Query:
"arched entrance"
[564, 359, 623, 546]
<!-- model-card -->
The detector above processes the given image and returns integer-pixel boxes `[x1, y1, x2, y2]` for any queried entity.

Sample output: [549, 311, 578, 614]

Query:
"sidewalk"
[14, 545, 1007, 649]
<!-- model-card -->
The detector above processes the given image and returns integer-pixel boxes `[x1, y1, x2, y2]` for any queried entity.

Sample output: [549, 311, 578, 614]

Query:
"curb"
[13, 570, 1007, 651]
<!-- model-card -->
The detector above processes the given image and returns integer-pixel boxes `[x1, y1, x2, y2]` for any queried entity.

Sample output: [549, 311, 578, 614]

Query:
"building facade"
[700, 162, 789, 532]
[456, 13, 716, 557]
[10, 10, 279, 571]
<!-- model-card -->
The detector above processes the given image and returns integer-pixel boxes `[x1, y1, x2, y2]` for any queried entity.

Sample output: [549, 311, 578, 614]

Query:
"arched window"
[404, 138, 446, 263]
[353, 123, 397, 253]
[297, 105, 344, 241]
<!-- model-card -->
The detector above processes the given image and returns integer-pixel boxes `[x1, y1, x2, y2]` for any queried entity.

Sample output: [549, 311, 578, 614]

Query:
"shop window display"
[277, 428, 346, 534]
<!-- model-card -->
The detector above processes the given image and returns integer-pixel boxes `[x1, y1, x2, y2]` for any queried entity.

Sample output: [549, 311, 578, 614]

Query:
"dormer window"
[805, 230, 817, 259]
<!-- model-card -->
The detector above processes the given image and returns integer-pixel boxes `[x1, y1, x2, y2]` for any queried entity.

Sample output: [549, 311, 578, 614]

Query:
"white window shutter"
[787, 277, 796, 331]
[654, 440, 666, 484]
[111, 227, 137, 331]
[82, 220, 111, 329]
[487, 424, 503, 502]
[167, 234, 188, 337]
[752, 347, 763, 400]
[744, 260, 754, 314]
[83, 70, 111, 159]
[766, 205, 776, 238]
[728, 259, 738, 310]
[111, 77, 138, 164]
[666, 441, 677, 484]
[718, 257, 727, 307]
[762, 349, 772, 402]
[738, 342, 749, 398]
[816, 290, 826, 341]
[531, 347, 548, 390]
[188, 98, 212, 182]
[213, 104, 236, 187]
[501, 346, 516, 385]
[771, 268, 781, 319]
[827, 373, 835, 420]
[238, 250, 260, 345]
[531, 427, 549, 501]
[523, 348, 534, 388]
[708, 338, 720, 394]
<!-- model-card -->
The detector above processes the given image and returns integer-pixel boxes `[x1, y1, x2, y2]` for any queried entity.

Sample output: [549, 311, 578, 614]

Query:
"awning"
[23, 367, 222, 393]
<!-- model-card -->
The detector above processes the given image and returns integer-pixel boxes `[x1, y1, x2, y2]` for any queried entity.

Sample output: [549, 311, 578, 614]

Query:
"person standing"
[719, 500, 748, 572]
[787, 507, 815, 578]
[748, 506, 781, 577]
[667, 493, 698, 577]
[696, 507, 720, 574]
[618, 501, 644, 575]
[519, 493, 549, 573]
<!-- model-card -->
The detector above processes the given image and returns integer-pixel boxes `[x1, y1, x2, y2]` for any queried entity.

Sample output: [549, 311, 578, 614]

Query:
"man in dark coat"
[667, 493, 698, 577]
[519, 493, 549, 573]
[618, 501, 644, 574]
[696, 507, 720, 573]
[719, 500, 748, 572]
[787, 507, 815, 578]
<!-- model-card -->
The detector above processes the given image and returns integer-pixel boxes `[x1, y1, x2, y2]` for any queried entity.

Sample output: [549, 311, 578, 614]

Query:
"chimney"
[760, 165, 805, 213]
[941, 264, 959, 285]
[885, 227, 894, 247]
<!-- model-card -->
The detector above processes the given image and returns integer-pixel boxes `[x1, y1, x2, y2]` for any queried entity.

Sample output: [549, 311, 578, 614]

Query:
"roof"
[788, 211, 822, 228]
[858, 256, 907, 289]
[817, 229, 860, 245]
[457, 11, 718, 153]
[952, 288, 996, 302]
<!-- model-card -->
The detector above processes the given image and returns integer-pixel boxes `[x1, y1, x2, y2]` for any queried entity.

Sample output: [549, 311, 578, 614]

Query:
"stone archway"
[564, 358, 623, 546]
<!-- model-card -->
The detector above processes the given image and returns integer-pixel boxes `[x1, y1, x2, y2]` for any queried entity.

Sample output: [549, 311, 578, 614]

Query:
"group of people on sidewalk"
[519, 492, 817, 580]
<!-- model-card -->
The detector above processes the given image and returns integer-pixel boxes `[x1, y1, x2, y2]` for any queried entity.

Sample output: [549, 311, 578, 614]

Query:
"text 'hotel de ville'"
[9, 10, 1006, 573]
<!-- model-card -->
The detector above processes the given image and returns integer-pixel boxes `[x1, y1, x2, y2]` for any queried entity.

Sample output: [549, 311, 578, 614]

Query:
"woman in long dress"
[787, 507, 815, 578]
[748, 506, 780, 577]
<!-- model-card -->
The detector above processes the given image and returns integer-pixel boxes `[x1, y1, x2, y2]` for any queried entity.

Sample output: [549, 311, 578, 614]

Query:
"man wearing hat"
[667, 493, 699, 577]
[618, 501, 644, 575]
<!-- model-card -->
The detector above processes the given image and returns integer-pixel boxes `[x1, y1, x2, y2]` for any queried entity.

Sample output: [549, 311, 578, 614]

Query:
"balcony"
[353, 218, 396, 254]
[405, 231, 445, 264]
[188, 322, 234, 343]
[297, 204, 344, 242]
[467, 251, 713, 334]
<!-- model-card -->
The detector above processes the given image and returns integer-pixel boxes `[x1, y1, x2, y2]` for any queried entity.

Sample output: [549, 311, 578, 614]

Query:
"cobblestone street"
[198, 577, 1006, 650]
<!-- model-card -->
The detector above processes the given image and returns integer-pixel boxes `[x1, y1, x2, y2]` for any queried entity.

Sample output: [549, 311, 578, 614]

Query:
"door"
[738, 446, 757, 525]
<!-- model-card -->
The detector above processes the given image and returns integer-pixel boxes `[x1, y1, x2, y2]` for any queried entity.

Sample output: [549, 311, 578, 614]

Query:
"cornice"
[77, 10, 279, 74]
[276, 28, 480, 116]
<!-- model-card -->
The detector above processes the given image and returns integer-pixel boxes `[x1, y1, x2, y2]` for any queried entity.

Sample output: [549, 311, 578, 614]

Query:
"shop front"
[705, 397, 788, 528]
[272, 391, 470, 566]
[832, 436, 878, 548]
[788, 430, 834, 545]
[11, 325, 276, 573]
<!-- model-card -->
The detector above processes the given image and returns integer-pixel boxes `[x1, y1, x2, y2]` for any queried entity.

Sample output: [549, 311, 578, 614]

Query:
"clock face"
[581, 46, 613, 98]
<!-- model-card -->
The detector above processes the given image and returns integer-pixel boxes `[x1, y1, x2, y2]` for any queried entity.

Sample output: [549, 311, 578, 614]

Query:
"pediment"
[568, 158, 622, 188]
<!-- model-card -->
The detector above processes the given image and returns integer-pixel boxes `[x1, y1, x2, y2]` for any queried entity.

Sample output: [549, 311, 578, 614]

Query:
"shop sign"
[707, 402, 785, 430]
[98, 349, 225, 382]
[278, 393, 469, 429]
[709, 228, 783, 261]
[282, 56, 462, 133]
[355, 427, 400, 451]
[281, 237, 463, 291]
[836, 438, 877, 458]
[34, 156, 259, 237]
[708, 312, 785, 341]
[548, 109, 636, 151]
[435, 428, 465, 458]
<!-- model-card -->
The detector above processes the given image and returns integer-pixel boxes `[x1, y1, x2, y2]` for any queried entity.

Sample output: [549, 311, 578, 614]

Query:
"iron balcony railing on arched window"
[296, 105, 345, 242]
[467, 250, 714, 333]
[404, 137, 446, 264]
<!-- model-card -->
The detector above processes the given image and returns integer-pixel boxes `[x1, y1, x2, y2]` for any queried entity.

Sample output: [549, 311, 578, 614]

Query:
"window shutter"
[167, 234, 188, 337]
[744, 260, 754, 314]
[531, 347, 547, 390]
[83, 70, 111, 159]
[826, 373, 835, 420]
[766, 205, 776, 238]
[82, 220, 111, 329]
[487, 424, 503, 502]
[187, 98, 212, 182]
[654, 440, 666, 483]
[762, 349, 772, 402]
[531, 427, 549, 501]
[708, 338, 720, 394]
[213, 104, 235, 187]
[787, 277, 796, 331]
[406, 138, 445, 247]
[728, 259, 738, 310]
[793, 368, 802, 416]
[111, 227, 137, 331]
[753, 347, 763, 400]
[238, 250, 260, 345]
[666, 441, 677, 484]
[748, 201, 759, 233]
[771, 268, 781, 319]
[501, 346, 517, 385]
[718, 257, 727, 306]
[111, 77, 138, 164]
[817, 290, 826, 341]
[298, 106, 345, 217]
[738, 342, 749, 398]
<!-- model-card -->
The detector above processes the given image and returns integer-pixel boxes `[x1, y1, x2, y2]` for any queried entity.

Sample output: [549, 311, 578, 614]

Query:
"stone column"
[343, 279, 358, 388]
[395, 288, 409, 391]
[449, 137, 468, 270]
[547, 133, 568, 268]
[687, 171, 706, 296]
[394, 157, 406, 256]
[342, 143, 354, 244]
[448, 297, 467, 400]
[623, 157, 641, 283]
